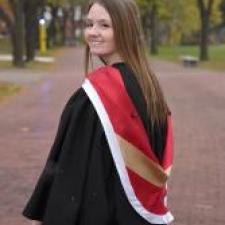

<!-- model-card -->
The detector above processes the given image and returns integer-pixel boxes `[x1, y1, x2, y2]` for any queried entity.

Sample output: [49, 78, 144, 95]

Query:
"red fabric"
[128, 168, 167, 214]
[162, 115, 174, 170]
[88, 66, 173, 215]
[88, 67, 158, 162]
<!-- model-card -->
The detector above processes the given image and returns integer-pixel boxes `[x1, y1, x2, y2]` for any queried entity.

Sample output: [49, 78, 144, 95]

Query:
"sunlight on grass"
[151, 45, 225, 71]
[0, 61, 12, 68]
[0, 59, 55, 70]
[0, 37, 11, 54]
[0, 37, 64, 70]
[0, 82, 21, 102]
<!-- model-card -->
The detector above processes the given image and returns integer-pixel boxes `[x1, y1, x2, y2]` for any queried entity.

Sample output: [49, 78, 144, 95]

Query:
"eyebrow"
[85, 18, 111, 23]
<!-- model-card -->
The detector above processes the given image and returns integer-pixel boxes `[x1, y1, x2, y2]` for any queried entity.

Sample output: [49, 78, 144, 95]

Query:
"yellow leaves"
[210, 0, 222, 24]
[135, 0, 223, 45]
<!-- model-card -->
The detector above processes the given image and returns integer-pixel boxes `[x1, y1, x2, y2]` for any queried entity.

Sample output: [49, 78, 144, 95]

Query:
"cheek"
[105, 30, 116, 49]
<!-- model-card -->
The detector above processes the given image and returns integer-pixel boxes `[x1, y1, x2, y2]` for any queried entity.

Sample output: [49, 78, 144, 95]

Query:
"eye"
[103, 24, 110, 28]
[100, 23, 110, 28]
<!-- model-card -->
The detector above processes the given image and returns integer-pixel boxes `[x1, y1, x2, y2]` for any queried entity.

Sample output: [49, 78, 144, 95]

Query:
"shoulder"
[85, 65, 125, 92]
[87, 65, 120, 79]
[65, 87, 87, 107]
[61, 88, 93, 118]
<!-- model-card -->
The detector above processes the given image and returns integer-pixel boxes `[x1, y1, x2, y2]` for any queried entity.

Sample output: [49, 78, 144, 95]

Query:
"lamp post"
[39, 18, 47, 54]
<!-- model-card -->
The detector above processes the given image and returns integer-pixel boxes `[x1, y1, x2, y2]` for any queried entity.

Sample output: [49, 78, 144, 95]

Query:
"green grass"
[0, 61, 12, 68]
[0, 38, 64, 70]
[0, 58, 55, 70]
[0, 37, 12, 54]
[0, 82, 21, 102]
[150, 45, 225, 71]
[0, 36, 63, 56]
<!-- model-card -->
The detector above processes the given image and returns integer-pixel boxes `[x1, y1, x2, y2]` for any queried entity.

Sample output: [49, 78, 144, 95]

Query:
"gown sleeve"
[22, 88, 100, 221]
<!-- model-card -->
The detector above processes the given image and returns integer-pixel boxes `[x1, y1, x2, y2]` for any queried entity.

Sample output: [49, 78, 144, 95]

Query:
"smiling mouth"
[89, 41, 103, 46]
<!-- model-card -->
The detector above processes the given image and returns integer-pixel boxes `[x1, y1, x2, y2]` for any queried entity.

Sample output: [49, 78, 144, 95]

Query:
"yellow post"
[39, 18, 47, 54]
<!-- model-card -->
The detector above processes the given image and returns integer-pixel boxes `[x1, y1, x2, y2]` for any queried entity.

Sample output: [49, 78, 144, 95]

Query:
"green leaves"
[135, 0, 222, 45]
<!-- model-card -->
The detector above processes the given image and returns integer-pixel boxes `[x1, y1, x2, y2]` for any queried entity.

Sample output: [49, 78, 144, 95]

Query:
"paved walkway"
[0, 47, 224, 225]
[152, 60, 225, 224]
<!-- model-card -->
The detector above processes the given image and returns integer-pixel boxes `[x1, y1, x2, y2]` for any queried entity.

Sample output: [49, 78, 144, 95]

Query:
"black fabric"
[112, 62, 167, 161]
[22, 63, 167, 225]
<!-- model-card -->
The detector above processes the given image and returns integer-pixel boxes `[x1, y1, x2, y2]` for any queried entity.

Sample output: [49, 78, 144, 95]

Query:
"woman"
[23, 0, 174, 225]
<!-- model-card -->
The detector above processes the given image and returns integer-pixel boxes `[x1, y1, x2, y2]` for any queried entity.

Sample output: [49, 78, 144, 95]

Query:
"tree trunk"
[197, 0, 214, 61]
[24, 1, 39, 62]
[149, 2, 158, 55]
[200, 10, 209, 60]
[9, 0, 25, 67]
[47, 5, 58, 47]
[220, 0, 225, 23]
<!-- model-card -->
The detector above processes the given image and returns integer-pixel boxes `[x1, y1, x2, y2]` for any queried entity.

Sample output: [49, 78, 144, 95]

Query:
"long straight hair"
[84, 0, 170, 132]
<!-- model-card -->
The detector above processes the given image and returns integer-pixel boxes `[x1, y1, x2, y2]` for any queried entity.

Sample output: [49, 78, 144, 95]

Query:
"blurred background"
[0, 0, 225, 68]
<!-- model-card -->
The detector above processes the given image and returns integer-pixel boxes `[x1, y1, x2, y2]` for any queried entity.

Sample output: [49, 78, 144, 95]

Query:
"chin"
[90, 50, 107, 56]
[90, 47, 112, 55]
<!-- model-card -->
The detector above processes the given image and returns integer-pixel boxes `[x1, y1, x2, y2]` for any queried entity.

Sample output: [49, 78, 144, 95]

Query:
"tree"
[136, 0, 222, 49]
[46, 0, 87, 46]
[197, 0, 222, 60]
[160, 1, 199, 45]
[197, 0, 214, 60]
[136, 0, 164, 54]
[24, 0, 43, 61]
[9, 0, 25, 67]
[8, 0, 43, 66]
[149, 2, 158, 54]
[220, 0, 225, 23]
[4, 0, 86, 67]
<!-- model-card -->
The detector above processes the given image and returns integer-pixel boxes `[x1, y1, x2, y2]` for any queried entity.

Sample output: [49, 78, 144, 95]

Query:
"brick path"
[153, 60, 225, 225]
[0, 48, 224, 225]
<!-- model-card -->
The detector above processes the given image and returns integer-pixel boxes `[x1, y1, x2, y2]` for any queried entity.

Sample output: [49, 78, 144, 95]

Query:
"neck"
[101, 52, 123, 65]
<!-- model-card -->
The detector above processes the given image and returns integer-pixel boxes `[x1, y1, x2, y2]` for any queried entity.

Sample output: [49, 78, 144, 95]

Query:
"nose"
[87, 24, 100, 37]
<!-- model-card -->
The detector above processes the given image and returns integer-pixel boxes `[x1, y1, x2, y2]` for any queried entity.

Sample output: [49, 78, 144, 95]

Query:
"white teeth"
[90, 41, 102, 45]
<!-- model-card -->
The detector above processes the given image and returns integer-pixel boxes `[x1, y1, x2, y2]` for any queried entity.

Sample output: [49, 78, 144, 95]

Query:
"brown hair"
[84, 0, 170, 132]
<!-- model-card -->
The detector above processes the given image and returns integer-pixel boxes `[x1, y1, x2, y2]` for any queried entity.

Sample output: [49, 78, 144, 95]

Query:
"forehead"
[87, 3, 111, 21]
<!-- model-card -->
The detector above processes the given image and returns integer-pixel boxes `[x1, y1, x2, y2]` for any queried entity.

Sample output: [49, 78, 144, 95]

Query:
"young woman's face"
[84, 3, 119, 62]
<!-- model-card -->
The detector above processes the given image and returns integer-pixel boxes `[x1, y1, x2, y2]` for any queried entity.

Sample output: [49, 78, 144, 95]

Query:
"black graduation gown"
[22, 63, 167, 225]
